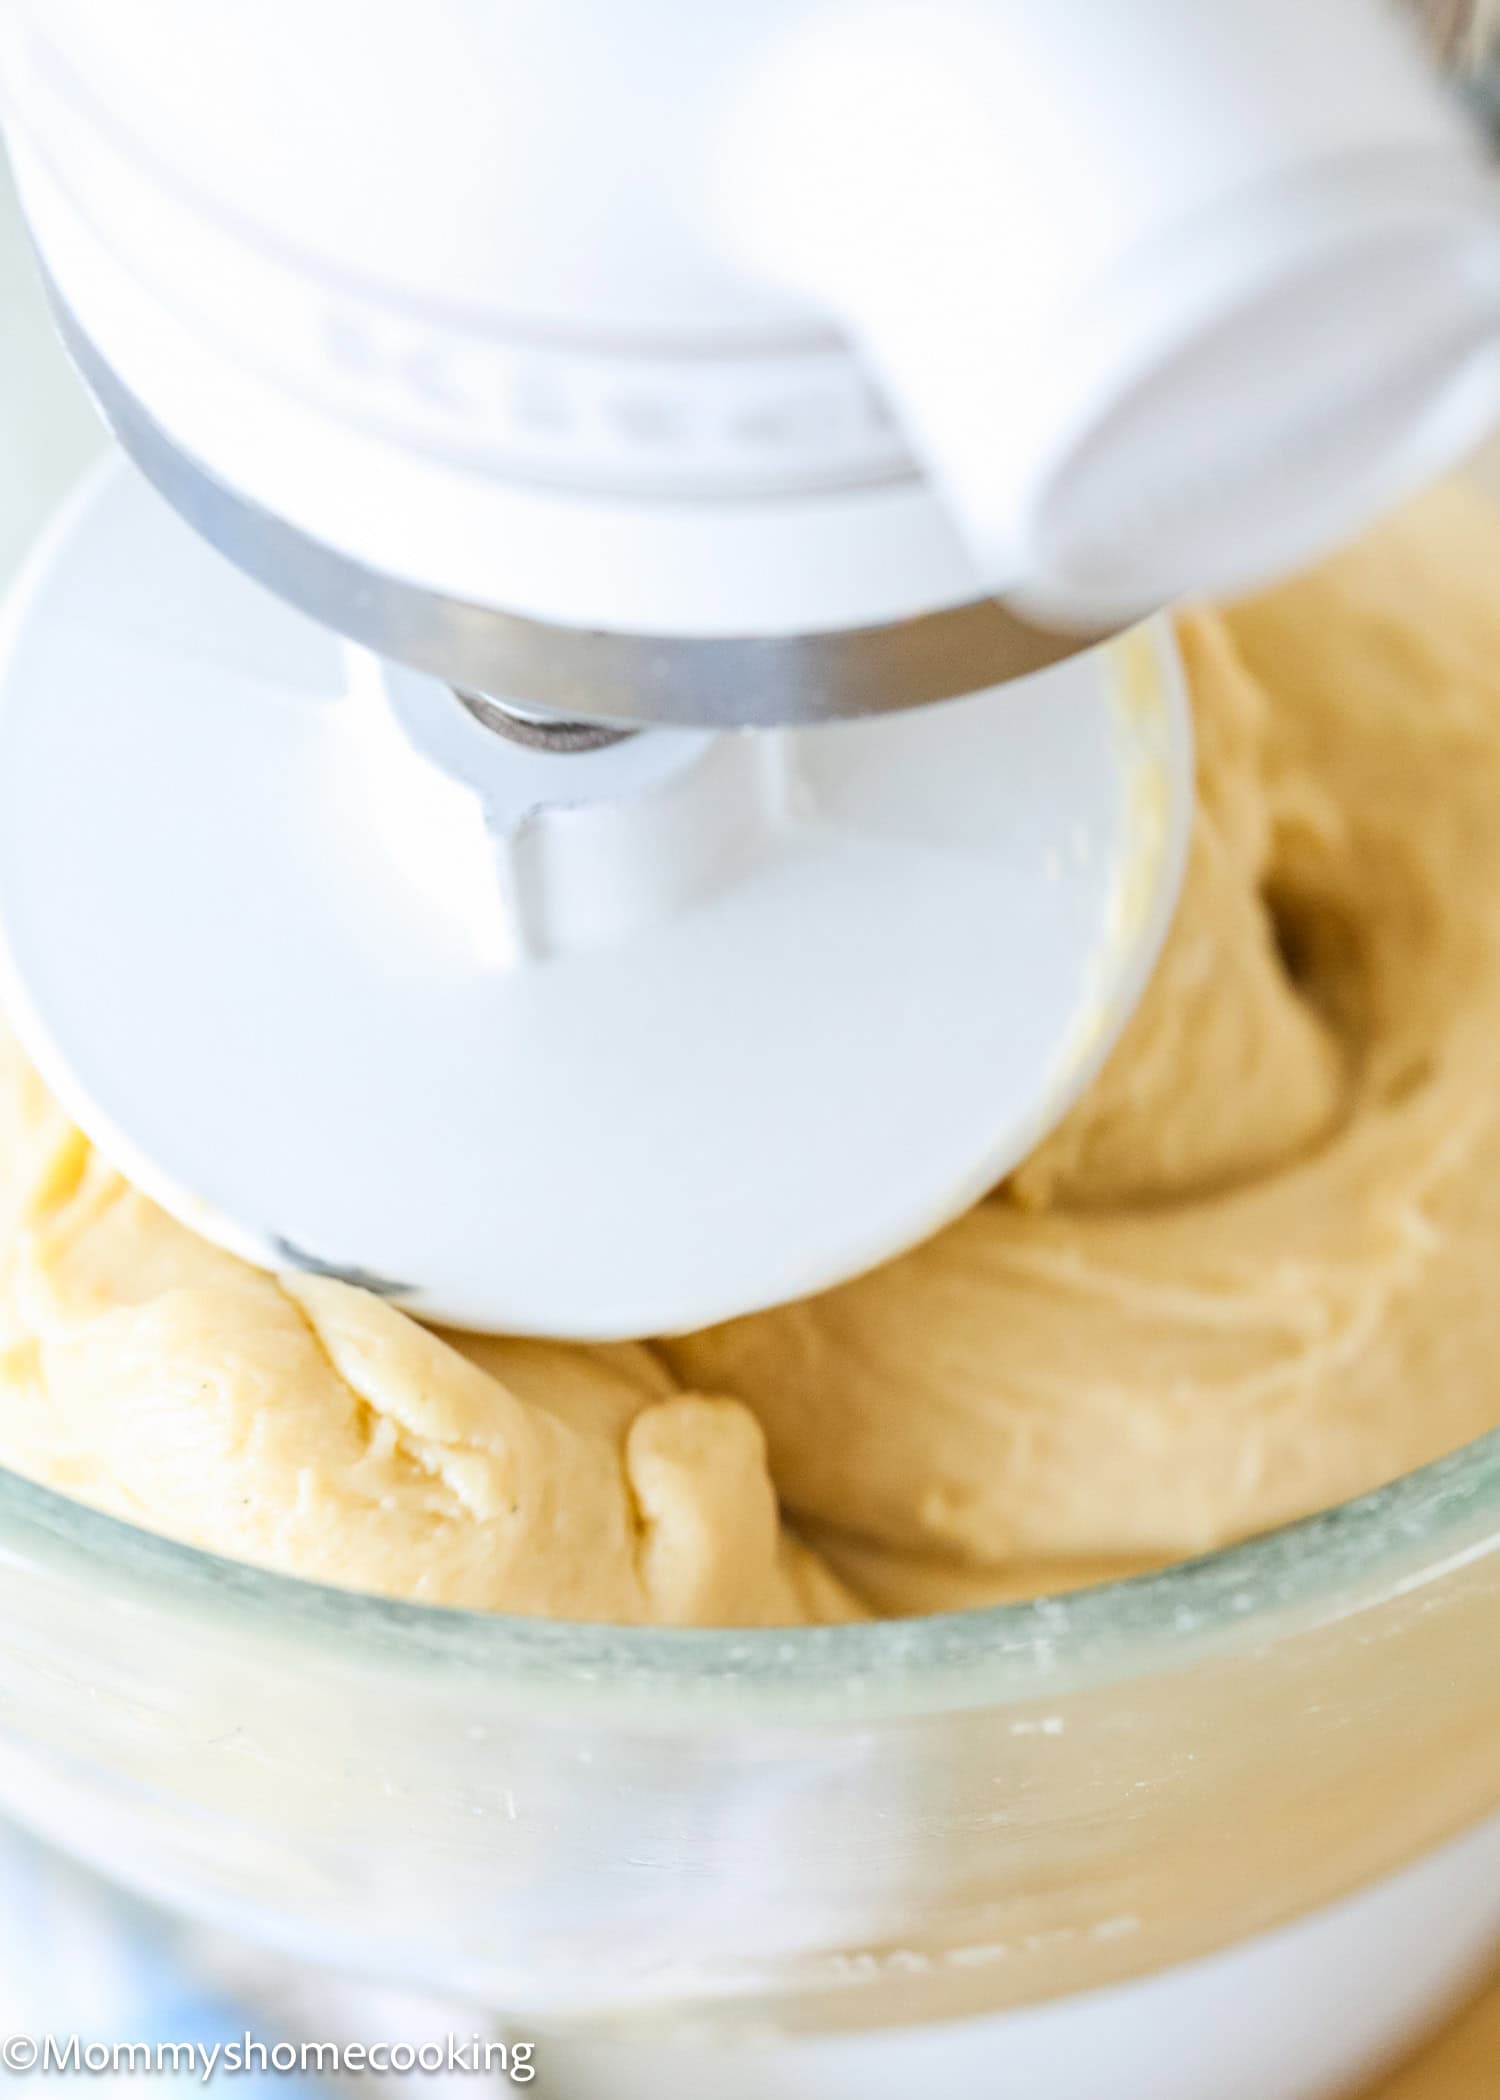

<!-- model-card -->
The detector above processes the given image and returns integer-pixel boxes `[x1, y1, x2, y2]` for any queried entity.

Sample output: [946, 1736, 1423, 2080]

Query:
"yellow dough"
[665, 480, 1500, 1602]
[0, 1063, 856, 1624]
[1, 481, 1499, 1623]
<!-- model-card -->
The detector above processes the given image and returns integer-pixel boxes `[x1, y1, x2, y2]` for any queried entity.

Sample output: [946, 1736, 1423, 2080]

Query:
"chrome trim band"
[49, 285, 1117, 728]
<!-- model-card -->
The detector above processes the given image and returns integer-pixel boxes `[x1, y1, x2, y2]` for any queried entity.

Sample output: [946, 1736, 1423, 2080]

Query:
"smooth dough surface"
[0, 1060, 856, 1624]
[1, 484, 1499, 1621]
[665, 481, 1500, 1598]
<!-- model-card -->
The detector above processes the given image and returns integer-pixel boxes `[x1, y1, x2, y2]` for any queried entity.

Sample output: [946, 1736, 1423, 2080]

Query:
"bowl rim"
[4, 1422, 1498, 1724]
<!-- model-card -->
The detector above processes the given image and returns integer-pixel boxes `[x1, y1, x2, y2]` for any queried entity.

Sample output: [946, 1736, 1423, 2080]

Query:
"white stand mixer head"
[5, 0, 1499, 694]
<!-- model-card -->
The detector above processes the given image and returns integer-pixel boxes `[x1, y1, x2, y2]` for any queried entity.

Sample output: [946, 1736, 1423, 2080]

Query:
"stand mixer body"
[0, 0, 1076, 705]
[10, 0, 1500, 678]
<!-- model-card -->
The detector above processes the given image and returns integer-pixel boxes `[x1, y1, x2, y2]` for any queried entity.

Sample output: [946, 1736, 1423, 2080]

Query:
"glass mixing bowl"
[2, 1427, 1500, 2043]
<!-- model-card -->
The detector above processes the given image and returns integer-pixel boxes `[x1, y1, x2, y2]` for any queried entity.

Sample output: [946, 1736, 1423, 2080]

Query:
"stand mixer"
[1, 0, 1499, 1341]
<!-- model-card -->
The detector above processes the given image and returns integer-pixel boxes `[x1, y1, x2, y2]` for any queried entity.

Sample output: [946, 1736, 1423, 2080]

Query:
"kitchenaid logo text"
[1, 2033, 536, 2082]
